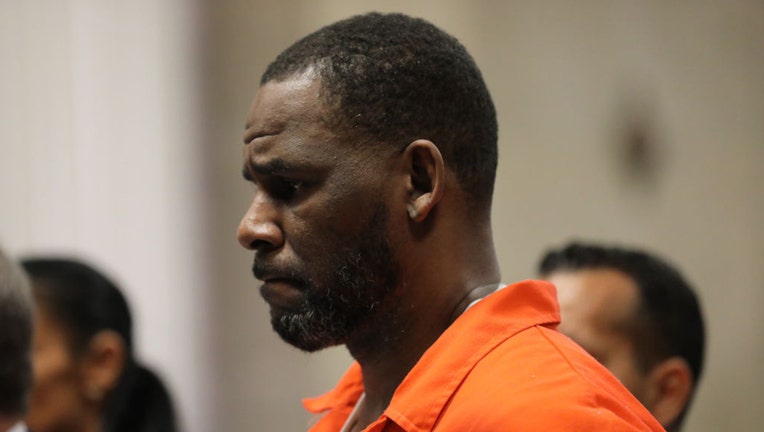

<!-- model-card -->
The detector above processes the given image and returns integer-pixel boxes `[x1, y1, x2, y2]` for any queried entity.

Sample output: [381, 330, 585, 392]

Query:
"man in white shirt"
[0, 247, 33, 432]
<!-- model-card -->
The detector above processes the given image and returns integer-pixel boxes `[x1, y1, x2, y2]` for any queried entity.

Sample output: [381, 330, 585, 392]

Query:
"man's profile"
[238, 12, 664, 431]
[539, 242, 705, 432]
[0, 247, 34, 432]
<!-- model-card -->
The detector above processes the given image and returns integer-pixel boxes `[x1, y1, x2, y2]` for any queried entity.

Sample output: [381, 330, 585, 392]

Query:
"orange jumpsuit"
[303, 280, 665, 431]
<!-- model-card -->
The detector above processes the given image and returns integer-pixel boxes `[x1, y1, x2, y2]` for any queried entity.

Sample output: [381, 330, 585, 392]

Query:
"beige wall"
[3, 1, 762, 431]
[0, 1, 216, 431]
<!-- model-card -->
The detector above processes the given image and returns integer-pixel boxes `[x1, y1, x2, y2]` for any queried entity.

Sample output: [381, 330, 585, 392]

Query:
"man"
[238, 12, 663, 431]
[0, 247, 33, 432]
[539, 242, 705, 432]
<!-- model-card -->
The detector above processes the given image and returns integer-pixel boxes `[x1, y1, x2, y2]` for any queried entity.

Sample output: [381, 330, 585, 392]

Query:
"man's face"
[546, 269, 650, 402]
[237, 74, 401, 352]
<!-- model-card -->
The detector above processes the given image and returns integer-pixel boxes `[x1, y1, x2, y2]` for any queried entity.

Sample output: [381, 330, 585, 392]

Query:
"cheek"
[603, 349, 648, 400]
[289, 201, 360, 250]
[286, 179, 393, 267]
[27, 343, 84, 430]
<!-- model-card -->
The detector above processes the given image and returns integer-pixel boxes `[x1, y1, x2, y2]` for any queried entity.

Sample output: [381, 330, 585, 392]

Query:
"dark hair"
[0, 248, 33, 418]
[262, 12, 498, 208]
[538, 242, 705, 425]
[21, 258, 178, 432]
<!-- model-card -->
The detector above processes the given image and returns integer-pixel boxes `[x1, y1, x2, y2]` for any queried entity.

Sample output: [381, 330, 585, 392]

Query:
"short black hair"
[261, 12, 498, 208]
[539, 242, 705, 402]
[0, 248, 33, 418]
[22, 258, 178, 432]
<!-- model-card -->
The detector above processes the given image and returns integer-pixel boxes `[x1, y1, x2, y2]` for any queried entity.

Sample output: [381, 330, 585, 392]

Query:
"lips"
[259, 278, 306, 311]
[261, 276, 299, 286]
[254, 271, 303, 288]
[252, 260, 306, 297]
[252, 260, 292, 283]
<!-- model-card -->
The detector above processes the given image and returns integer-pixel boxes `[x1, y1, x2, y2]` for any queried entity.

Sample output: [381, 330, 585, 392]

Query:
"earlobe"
[646, 357, 693, 430]
[403, 139, 445, 222]
[81, 330, 127, 403]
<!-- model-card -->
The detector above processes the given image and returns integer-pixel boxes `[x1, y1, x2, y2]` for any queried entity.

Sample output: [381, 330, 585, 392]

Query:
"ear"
[80, 330, 127, 403]
[644, 357, 693, 430]
[401, 139, 445, 222]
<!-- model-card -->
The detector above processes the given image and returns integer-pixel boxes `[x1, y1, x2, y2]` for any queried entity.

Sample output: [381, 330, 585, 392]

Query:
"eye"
[283, 178, 303, 192]
[272, 177, 305, 200]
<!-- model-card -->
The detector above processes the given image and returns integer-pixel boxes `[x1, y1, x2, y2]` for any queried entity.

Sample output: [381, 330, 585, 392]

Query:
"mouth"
[259, 277, 305, 311]
[253, 261, 307, 308]
[252, 259, 294, 283]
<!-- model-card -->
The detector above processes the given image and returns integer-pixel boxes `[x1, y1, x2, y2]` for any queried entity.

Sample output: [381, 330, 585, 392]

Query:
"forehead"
[242, 74, 390, 178]
[244, 74, 325, 141]
[548, 268, 640, 331]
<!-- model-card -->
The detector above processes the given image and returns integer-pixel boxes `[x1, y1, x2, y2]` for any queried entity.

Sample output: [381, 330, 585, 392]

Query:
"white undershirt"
[6, 422, 27, 432]
[340, 393, 366, 432]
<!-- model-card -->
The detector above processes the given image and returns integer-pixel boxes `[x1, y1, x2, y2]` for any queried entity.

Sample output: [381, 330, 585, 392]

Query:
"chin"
[271, 313, 348, 353]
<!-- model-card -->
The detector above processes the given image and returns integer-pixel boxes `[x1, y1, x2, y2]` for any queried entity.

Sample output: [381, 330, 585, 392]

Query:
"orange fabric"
[303, 280, 665, 431]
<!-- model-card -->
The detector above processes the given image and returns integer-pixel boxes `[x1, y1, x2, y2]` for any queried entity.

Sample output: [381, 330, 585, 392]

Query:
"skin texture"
[548, 268, 692, 431]
[238, 73, 501, 430]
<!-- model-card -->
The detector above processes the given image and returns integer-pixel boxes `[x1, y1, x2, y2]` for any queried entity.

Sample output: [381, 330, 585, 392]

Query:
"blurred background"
[1, 0, 762, 431]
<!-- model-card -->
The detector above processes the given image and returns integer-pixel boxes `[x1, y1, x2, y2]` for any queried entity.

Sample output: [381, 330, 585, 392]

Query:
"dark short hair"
[538, 242, 706, 386]
[0, 248, 33, 418]
[22, 258, 178, 432]
[262, 12, 498, 207]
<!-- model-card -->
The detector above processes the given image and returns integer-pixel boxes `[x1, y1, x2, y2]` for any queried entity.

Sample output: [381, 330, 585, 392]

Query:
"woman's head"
[21, 257, 176, 432]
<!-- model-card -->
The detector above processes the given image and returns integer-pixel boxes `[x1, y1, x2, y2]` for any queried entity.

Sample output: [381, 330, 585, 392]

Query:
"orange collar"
[303, 280, 560, 431]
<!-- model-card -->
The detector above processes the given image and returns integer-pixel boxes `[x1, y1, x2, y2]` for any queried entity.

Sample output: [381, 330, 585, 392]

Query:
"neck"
[346, 219, 501, 427]
[0, 417, 19, 432]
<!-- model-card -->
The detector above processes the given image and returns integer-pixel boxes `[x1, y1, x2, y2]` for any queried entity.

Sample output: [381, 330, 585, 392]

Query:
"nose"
[237, 194, 284, 251]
